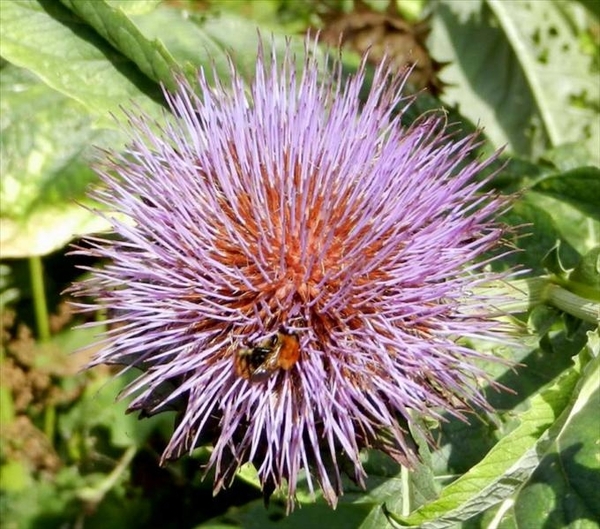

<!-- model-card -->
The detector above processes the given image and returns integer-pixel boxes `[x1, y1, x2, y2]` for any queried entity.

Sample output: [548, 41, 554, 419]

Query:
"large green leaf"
[61, 0, 315, 87]
[429, 0, 599, 163]
[384, 353, 586, 528]
[1, 0, 317, 128]
[498, 197, 581, 275]
[60, 0, 185, 92]
[0, 0, 166, 128]
[510, 355, 600, 528]
[525, 191, 600, 257]
[106, 0, 161, 15]
[0, 65, 113, 257]
[531, 166, 600, 222]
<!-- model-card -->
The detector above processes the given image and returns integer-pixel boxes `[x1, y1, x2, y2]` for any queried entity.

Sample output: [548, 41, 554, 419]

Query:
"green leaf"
[430, 0, 599, 162]
[106, 0, 161, 15]
[384, 354, 584, 528]
[0, 65, 113, 257]
[60, 1, 315, 92]
[356, 429, 439, 529]
[531, 166, 600, 221]
[512, 356, 600, 527]
[486, 0, 599, 156]
[0, 0, 166, 127]
[64, 0, 323, 96]
[499, 197, 581, 274]
[429, 0, 545, 157]
[0, 460, 30, 492]
[58, 371, 168, 451]
[525, 190, 600, 257]
[128, 5, 321, 82]
[60, 0, 184, 92]
[568, 247, 600, 301]
[542, 242, 569, 277]
[196, 500, 374, 529]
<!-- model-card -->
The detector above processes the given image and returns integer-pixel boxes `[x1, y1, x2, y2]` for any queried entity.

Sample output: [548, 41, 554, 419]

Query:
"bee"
[234, 331, 300, 382]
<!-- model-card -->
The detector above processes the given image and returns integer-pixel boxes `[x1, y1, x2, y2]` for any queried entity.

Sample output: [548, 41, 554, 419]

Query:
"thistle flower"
[72, 38, 515, 510]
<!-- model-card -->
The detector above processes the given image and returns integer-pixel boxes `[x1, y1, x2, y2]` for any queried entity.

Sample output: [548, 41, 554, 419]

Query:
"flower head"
[72, 38, 514, 509]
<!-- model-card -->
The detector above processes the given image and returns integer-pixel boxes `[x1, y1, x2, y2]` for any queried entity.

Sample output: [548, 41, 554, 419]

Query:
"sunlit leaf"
[430, 0, 599, 162]
[525, 191, 600, 256]
[106, 0, 161, 15]
[532, 167, 600, 222]
[511, 356, 600, 527]
[384, 353, 585, 528]
[0, 0, 166, 127]
[0, 65, 113, 257]
[0, 460, 30, 492]
[60, 0, 184, 92]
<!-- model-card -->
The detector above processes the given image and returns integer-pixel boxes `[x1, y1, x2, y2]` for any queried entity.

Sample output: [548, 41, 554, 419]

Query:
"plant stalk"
[478, 277, 600, 324]
[29, 256, 55, 442]
[29, 256, 51, 341]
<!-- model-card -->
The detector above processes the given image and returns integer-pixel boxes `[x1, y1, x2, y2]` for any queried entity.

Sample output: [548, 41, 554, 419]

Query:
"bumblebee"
[234, 331, 300, 382]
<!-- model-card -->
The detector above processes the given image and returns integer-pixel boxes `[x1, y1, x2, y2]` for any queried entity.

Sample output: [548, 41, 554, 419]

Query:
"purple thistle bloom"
[72, 39, 515, 509]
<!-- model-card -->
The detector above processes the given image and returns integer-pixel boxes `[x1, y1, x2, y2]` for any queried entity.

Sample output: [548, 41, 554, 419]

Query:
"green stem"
[477, 277, 599, 324]
[401, 464, 411, 516]
[489, 498, 515, 529]
[29, 256, 55, 442]
[78, 445, 137, 506]
[29, 256, 50, 342]
[546, 283, 599, 324]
